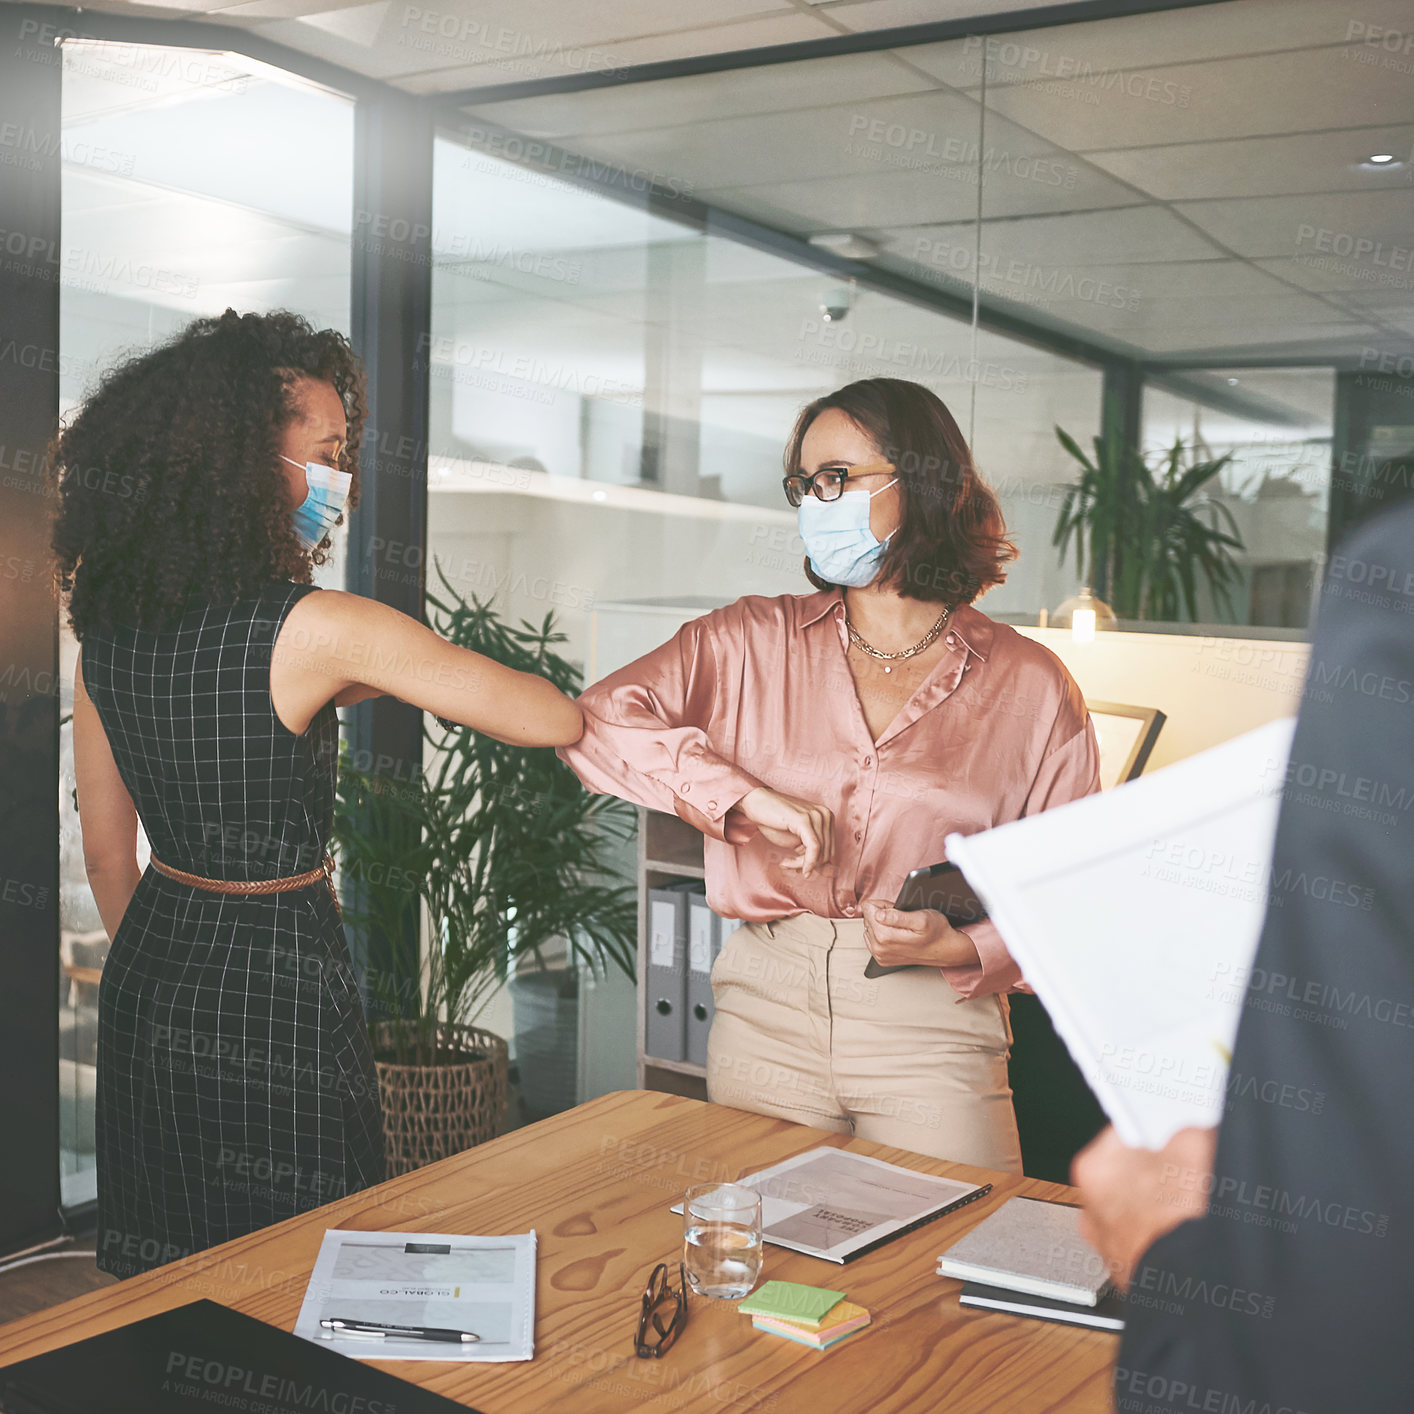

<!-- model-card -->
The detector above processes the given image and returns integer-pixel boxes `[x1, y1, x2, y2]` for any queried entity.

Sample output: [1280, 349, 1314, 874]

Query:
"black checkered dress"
[82, 579, 385, 1280]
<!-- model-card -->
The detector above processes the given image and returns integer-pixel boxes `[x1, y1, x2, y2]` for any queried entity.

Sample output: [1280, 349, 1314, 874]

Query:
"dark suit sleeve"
[1115, 504, 1414, 1414]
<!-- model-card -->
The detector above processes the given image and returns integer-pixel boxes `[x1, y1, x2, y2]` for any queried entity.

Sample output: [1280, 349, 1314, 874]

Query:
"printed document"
[946, 717, 1297, 1149]
[675, 1147, 987, 1263]
[294, 1229, 536, 1362]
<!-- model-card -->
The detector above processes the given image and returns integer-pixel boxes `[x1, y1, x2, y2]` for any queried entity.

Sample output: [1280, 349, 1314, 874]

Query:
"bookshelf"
[637, 807, 709, 1101]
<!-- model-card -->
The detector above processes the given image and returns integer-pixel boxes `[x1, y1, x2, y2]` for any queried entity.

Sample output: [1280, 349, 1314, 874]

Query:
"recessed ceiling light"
[1227, 377, 1239, 385]
[591, 489, 608, 502]
[1369, 153, 1396, 163]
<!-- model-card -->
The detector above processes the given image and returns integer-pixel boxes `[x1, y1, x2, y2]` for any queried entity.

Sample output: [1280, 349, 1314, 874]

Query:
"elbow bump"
[562, 703, 586, 747]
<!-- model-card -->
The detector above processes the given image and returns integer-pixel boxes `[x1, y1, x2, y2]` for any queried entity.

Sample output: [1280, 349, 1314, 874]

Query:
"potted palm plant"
[333, 563, 637, 1175]
[1052, 427, 1246, 621]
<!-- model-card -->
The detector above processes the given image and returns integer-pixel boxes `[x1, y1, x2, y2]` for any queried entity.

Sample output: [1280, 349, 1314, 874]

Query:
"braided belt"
[149, 851, 341, 919]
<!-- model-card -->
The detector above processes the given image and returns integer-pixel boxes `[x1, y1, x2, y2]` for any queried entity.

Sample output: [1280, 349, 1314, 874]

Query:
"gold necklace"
[845, 604, 952, 673]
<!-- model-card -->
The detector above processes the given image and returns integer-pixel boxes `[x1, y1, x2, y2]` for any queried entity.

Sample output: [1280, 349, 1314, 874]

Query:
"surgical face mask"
[796, 477, 898, 587]
[283, 454, 351, 551]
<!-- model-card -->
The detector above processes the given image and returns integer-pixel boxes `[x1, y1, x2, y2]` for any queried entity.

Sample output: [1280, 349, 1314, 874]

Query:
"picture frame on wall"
[1086, 701, 1167, 791]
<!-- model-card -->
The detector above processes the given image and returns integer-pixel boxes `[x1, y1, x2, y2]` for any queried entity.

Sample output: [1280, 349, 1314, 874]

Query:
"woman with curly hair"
[55, 308, 582, 1278]
[557, 378, 1100, 1172]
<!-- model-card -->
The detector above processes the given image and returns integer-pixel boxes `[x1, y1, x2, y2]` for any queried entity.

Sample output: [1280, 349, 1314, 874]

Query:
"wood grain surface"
[0, 1092, 1120, 1413]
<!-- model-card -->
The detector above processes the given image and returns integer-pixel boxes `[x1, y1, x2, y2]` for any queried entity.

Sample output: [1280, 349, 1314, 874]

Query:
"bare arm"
[272, 590, 583, 747]
[73, 654, 142, 941]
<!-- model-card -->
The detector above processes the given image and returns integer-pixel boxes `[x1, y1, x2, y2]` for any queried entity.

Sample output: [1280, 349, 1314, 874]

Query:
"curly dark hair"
[51, 308, 367, 641]
[784, 377, 1017, 606]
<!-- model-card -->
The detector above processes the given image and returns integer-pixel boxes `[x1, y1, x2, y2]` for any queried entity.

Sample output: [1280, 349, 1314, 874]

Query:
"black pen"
[320, 1317, 480, 1343]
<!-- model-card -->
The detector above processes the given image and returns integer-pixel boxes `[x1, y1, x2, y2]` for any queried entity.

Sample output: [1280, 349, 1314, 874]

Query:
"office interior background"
[2, 0, 1412, 1261]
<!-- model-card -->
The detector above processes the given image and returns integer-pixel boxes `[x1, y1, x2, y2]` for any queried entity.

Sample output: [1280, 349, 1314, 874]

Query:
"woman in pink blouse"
[557, 377, 1099, 1172]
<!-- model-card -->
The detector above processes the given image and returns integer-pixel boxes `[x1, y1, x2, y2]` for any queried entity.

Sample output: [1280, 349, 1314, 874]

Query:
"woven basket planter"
[372, 1021, 509, 1177]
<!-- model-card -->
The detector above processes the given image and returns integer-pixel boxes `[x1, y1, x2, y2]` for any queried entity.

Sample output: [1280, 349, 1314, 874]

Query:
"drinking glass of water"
[682, 1183, 763, 1300]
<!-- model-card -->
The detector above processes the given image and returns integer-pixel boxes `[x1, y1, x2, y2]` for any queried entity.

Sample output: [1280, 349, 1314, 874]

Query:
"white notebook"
[936, 1198, 1110, 1306]
[946, 717, 1296, 1149]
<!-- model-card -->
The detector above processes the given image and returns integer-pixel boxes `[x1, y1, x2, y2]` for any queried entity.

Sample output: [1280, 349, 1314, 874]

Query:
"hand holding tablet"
[863, 861, 989, 978]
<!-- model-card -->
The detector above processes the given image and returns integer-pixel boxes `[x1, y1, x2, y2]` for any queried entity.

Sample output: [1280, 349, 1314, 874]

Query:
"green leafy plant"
[333, 560, 638, 1066]
[1052, 427, 1246, 621]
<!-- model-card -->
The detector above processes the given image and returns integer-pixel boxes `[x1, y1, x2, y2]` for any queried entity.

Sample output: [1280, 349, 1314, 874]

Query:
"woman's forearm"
[86, 861, 141, 942]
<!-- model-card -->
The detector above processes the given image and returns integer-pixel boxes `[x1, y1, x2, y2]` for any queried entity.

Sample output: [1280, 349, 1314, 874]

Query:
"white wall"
[589, 601, 1307, 768]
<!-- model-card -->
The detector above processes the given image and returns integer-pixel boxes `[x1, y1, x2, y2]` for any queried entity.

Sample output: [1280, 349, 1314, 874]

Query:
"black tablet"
[863, 861, 988, 978]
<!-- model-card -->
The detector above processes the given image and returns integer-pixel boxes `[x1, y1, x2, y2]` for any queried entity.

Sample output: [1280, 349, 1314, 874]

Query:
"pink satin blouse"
[556, 587, 1100, 1000]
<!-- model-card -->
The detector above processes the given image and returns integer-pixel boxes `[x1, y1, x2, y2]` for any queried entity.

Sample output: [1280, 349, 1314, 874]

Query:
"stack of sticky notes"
[738, 1281, 871, 1351]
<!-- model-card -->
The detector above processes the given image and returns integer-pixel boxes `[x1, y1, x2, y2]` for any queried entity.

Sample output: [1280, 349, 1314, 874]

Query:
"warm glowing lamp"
[1052, 586, 1117, 642]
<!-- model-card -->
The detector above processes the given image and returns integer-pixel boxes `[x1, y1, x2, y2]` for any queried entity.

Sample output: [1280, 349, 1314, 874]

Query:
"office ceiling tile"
[69, 0, 242, 12]
[285, 1, 392, 48]
[493, 9, 833, 75]
[983, 46, 1414, 153]
[813, 0, 1055, 29]
[397, 0, 797, 55]
[708, 150, 1138, 235]
[904, 204, 1227, 271]
[1085, 130, 1414, 202]
[1328, 286, 1414, 314]
[465, 49, 934, 139]
[983, 256, 1284, 308]
[1154, 323, 1380, 361]
[236, 13, 440, 76]
[904, 0, 1414, 88]
[1174, 188, 1414, 259]
[398, 8, 831, 92]
[525, 85, 986, 192]
[1248, 255, 1406, 296]
[208, 0, 384, 19]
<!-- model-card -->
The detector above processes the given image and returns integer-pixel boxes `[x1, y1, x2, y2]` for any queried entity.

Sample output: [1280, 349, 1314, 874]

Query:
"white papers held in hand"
[945, 717, 1297, 1150]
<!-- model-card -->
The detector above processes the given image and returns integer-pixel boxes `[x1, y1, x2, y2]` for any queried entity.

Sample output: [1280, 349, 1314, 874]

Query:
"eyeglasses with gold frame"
[635, 1261, 689, 1358]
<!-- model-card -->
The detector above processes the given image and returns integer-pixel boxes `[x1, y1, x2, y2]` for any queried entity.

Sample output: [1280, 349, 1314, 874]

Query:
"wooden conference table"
[0, 1092, 1118, 1413]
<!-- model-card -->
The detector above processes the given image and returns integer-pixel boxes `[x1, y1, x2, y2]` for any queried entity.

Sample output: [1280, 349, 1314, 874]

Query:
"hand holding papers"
[295, 1230, 536, 1362]
[945, 718, 1297, 1150]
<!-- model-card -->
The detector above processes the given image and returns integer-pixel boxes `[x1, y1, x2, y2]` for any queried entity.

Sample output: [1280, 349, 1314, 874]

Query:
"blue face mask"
[797, 477, 898, 587]
[283, 455, 352, 551]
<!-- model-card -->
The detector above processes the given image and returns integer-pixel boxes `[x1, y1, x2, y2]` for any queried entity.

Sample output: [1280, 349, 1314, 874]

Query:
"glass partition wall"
[442, 0, 1411, 637]
[426, 36, 1109, 650]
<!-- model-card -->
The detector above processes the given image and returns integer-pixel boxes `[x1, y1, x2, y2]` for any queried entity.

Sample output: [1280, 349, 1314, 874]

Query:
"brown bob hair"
[783, 377, 1016, 606]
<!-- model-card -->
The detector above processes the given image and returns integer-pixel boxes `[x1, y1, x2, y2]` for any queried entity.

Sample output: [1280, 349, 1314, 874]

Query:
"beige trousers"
[706, 913, 1022, 1174]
